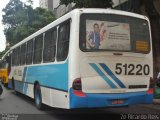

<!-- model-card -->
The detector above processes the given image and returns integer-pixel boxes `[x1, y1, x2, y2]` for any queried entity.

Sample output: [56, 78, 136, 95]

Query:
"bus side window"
[14, 47, 20, 66]
[0, 61, 7, 69]
[12, 49, 16, 66]
[6, 54, 11, 74]
[20, 43, 26, 65]
[33, 34, 43, 64]
[57, 21, 70, 61]
[43, 29, 57, 63]
[26, 40, 33, 65]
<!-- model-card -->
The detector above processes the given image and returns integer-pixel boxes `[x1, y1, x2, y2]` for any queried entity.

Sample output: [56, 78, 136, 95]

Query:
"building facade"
[54, 3, 75, 18]
[39, 0, 75, 18]
[39, 0, 57, 11]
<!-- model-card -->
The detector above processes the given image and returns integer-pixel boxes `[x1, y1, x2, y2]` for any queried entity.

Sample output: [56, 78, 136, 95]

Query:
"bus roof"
[78, 8, 148, 19]
[10, 8, 149, 50]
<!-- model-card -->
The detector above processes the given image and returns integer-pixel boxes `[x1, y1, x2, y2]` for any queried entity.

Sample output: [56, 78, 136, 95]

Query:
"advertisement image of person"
[86, 31, 92, 49]
[88, 23, 100, 49]
[100, 23, 107, 41]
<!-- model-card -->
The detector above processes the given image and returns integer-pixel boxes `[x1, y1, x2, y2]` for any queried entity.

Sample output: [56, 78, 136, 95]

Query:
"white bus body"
[8, 9, 153, 109]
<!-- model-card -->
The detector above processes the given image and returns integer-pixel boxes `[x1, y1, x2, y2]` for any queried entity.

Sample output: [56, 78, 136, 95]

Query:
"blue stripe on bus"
[14, 80, 24, 93]
[89, 63, 117, 88]
[99, 63, 126, 88]
[22, 67, 27, 82]
[23, 83, 28, 94]
[25, 61, 68, 91]
[14, 80, 28, 95]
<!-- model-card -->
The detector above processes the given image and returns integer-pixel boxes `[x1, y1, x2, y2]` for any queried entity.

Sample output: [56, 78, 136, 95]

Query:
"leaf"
[2, 0, 55, 47]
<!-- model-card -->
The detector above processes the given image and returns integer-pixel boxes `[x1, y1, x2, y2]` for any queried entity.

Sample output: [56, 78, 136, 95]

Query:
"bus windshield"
[80, 14, 150, 53]
[0, 61, 8, 69]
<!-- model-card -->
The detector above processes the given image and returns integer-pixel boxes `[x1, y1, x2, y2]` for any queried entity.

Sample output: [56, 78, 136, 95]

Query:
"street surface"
[0, 86, 160, 120]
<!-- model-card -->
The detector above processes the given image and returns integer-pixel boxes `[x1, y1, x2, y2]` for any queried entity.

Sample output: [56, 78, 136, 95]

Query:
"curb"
[140, 99, 160, 111]
[153, 99, 160, 104]
[140, 103, 160, 111]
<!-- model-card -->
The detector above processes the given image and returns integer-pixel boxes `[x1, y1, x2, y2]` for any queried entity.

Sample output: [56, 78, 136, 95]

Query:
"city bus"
[0, 51, 10, 87]
[8, 8, 153, 109]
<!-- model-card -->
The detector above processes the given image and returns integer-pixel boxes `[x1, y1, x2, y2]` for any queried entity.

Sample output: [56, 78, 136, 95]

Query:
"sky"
[0, 0, 39, 52]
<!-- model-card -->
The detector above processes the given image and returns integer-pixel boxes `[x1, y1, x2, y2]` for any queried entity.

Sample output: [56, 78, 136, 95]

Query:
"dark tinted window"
[12, 49, 16, 66]
[33, 34, 43, 64]
[57, 21, 70, 61]
[26, 40, 33, 65]
[0, 61, 7, 68]
[17, 47, 21, 65]
[80, 14, 150, 53]
[13, 47, 20, 66]
[20, 43, 26, 65]
[43, 29, 57, 63]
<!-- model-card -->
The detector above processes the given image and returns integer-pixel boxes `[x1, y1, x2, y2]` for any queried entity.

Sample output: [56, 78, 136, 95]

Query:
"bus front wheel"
[34, 84, 44, 110]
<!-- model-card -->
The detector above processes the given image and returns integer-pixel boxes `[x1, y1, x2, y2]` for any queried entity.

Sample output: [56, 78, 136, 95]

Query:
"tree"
[60, 0, 113, 8]
[0, 49, 9, 59]
[2, 0, 24, 28]
[2, 0, 55, 46]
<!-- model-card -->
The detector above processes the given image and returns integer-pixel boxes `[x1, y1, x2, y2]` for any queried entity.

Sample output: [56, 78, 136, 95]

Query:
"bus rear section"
[70, 10, 153, 109]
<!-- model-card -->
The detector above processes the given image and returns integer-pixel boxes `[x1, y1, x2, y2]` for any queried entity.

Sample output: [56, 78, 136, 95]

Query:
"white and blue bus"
[8, 8, 153, 109]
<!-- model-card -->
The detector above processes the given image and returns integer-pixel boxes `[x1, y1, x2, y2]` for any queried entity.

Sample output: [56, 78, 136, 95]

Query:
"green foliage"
[0, 49, 9, 59]
[2, 0, 55, 46]
[60, 0, 113, 8]
[2, 0, 24, 27]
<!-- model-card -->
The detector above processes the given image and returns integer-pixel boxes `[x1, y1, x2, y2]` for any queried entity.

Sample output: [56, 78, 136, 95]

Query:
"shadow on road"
[11, 91, 121, 119]
[45, 108, 120, 120]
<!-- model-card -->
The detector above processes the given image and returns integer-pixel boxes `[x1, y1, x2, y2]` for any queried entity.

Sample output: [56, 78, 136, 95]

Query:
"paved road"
[0, 86, 160, 120]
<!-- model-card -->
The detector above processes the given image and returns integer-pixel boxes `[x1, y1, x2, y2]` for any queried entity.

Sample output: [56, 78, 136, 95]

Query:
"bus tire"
[2, 77, 4, 84]
[34, 84, 44, 110]
[12, 78, 15, 90]
[0, 84, 3, 95]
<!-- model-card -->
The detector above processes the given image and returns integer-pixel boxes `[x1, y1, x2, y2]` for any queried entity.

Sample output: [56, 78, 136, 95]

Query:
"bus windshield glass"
[80, 14, 150, 53]
[0, 61, 7, 69]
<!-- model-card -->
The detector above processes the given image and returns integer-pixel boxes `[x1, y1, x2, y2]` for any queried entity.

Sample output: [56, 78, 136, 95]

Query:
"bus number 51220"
[115, 63, 150, 76]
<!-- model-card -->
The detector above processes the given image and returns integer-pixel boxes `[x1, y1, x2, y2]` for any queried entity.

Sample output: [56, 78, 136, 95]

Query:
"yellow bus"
[0, 51, 11, 87]
[0, 60, 8, 86]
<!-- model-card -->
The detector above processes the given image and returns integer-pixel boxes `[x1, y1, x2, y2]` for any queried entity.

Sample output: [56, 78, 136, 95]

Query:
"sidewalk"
[140, 99, 160, 111]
